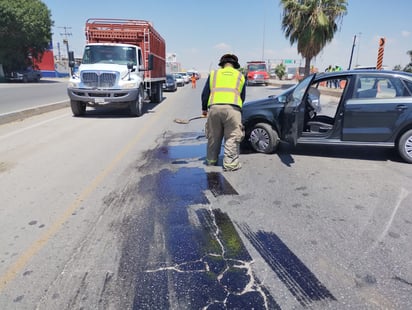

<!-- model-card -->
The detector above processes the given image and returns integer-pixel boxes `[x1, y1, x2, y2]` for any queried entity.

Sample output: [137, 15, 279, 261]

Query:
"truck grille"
[82, 72, 117, 88]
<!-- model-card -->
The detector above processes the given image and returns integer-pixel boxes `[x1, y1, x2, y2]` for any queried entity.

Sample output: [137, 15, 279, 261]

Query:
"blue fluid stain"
[128, 134, 280, 309]
[239, 223, 336, 307]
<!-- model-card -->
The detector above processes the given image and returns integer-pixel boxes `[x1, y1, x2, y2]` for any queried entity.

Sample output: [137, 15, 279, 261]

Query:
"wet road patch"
[125, 166, 278, 309]
[239, 223, 336, 307]
[117, 133, 282, 308]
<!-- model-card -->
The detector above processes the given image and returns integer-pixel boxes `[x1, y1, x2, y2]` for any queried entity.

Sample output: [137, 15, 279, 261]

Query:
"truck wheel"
[130, 87, 143, 117]
[248, 123, 279, 154]
[151, 82, 163, 103]
[70, 100, 86, 116]
[397, 129, 412, 163]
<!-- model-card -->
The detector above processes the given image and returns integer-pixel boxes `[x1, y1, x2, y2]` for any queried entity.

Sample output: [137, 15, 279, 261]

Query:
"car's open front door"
[282, 74, 316, 145]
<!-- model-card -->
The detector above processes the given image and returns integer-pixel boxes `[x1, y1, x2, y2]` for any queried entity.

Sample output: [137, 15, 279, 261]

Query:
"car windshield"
[290, 75, 315, 107]
[82, 45, 137, 65]
[248, 64, 266, 71]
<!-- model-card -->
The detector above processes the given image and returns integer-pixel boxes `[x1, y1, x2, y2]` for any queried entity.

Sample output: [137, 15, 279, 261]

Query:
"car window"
[402, 79, 412, 96]
[312, 78, 346, 118]
[376, 79, 397, 98]
[291, 75, 314, 107]
[354, 75, 410, 99]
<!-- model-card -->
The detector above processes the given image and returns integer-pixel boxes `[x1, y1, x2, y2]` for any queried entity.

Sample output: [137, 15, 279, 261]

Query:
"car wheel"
[397, 129, 412, 163]
[248, 123, 279, 154]
[70, 100, 86, 116]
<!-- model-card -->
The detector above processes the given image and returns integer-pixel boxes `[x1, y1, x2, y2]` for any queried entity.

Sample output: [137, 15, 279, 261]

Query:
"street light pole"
[347, 35, 356, 70]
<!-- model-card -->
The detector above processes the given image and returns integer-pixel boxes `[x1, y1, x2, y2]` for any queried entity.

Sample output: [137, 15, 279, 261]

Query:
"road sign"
[376, 37, 385, 70]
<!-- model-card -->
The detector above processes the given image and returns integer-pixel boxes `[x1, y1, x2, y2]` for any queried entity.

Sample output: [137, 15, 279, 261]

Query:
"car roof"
[316, 69, 412, 80]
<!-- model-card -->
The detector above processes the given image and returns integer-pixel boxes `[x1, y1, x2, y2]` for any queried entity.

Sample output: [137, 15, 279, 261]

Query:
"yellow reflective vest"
[208, 67, 245, 108]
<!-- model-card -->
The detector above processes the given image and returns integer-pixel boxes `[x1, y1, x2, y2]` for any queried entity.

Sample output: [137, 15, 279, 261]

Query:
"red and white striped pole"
[376, 37, 385, 70]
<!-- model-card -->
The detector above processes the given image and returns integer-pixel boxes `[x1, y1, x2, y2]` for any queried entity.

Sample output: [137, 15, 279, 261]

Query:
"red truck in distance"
[245, 61, 269, 86]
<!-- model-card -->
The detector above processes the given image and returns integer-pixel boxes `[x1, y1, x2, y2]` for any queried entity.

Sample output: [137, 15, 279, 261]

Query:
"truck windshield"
[82, 45, 137, 65]
[248, 64, 266, 71]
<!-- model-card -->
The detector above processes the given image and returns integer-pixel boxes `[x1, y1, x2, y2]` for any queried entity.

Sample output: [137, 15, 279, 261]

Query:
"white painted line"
[0, 113, 68, 140]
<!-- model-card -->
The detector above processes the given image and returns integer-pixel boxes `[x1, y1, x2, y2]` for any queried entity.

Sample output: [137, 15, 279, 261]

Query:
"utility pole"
[347, 35, 357, 70]
[58, 26, 72, 59]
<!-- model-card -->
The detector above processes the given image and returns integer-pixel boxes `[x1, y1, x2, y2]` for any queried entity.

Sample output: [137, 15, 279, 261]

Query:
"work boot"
[205, 159, 218, 166]
[223, 162, 241, 172]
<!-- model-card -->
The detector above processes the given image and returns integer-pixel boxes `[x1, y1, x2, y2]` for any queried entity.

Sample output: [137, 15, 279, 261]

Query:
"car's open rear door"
[282, 74, 316, 145]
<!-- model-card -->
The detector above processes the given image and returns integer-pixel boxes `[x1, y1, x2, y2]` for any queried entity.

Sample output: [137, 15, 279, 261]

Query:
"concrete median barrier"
[0, 101, 69, 125]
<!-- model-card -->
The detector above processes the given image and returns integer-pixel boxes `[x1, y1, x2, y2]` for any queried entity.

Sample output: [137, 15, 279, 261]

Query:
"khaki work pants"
[205, 104, 244, 169]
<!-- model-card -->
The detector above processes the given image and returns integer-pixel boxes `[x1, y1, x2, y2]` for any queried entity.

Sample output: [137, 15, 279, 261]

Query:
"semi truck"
[68, 18, 166, 116]
[245, 61, 269, 86]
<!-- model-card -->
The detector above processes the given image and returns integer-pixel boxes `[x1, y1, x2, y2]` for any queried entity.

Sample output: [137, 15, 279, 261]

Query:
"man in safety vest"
[201, 54, 246, 171]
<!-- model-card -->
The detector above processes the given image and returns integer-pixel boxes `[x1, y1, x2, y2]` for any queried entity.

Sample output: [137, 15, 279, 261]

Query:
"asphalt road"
[0, 78, 69, 125]
[0, 80, 411, 309]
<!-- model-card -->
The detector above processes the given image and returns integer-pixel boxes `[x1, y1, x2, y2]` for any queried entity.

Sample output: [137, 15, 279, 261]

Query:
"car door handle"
[396, 104, 408, 111]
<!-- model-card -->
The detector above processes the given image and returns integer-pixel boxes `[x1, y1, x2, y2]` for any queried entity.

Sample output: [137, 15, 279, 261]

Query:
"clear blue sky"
[42, 0, 411, 72]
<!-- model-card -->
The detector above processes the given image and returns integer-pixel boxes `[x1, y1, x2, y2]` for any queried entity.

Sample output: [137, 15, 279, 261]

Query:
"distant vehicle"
[5, 67, 42, 83]
[163, 74, 177, 92]
[67, 18, 166, 117]
[242, 69, 412, 163]
[354, 65, 390, 70]
[245, 61, 270, 86]
[177, 72, 190, 84]
[173, 73, 185, 87]
[286, 67, 305, 80]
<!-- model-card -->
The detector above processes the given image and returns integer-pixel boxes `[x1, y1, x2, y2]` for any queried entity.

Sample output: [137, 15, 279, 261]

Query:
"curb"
[0, 101, 69, 126]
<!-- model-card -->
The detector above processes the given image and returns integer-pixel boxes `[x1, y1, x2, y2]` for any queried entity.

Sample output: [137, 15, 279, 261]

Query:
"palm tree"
[280, 0, 348, 76]
[404, 50, 412, 73]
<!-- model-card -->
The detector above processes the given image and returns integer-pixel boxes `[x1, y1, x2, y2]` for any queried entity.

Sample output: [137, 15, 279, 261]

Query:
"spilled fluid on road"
[116, 132, 334, 309]
[129, 167, 278, 309]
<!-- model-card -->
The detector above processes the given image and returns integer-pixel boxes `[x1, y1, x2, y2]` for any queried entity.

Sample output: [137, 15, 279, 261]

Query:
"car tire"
[248, 123, 279, 154]
[397, 129, 412, 163]
[70, 100, 86, 116]
[130, 87, 143, 117]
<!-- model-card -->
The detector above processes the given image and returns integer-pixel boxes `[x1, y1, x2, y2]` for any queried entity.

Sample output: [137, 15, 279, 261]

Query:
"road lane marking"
[375, 187, 409, 244]
[0, 113, 68, 140]
[0, 107, 166, 293]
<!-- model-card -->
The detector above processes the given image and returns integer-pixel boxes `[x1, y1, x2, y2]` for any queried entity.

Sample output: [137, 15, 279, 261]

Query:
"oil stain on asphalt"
[117, 132, 334, 309]
[127, 166, 279, 309]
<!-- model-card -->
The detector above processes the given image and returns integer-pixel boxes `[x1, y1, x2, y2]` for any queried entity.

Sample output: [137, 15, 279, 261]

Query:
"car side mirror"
[68, 51, 75, 68]
[147, 54, 153, 71]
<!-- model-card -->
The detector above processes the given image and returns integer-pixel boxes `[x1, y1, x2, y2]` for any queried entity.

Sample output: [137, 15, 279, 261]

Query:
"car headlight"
[68, 80, 80, 88]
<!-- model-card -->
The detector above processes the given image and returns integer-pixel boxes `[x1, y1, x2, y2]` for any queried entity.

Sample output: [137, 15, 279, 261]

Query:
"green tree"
[403, 50, 412, 73]
[280, 0, 347, 76]
[0, 0, 53, 72]
[274, 63, 286, 80]
[393, 64, 402, 71]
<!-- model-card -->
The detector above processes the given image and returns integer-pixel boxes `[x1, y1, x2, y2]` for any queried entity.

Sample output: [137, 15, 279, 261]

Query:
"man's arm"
[240, 82, 246, 103]
[201, 75, 211, 113]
